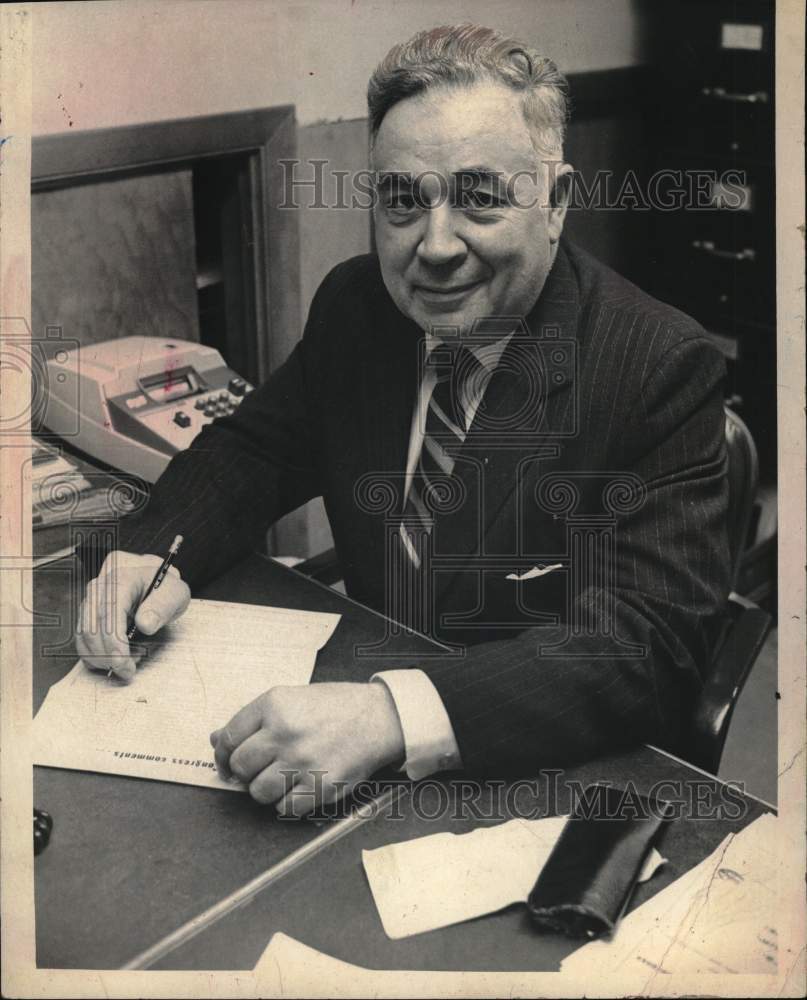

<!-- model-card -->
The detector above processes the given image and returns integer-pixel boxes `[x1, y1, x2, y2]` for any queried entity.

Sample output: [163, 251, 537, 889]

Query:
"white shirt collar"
[424, 330, 515, 375]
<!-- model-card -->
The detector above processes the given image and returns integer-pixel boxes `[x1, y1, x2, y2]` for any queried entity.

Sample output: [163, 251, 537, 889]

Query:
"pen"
[126, 534, 184, 641]
[106, 534, 184, 679]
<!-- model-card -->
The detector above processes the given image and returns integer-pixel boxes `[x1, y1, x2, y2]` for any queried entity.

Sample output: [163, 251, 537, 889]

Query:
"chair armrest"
[688, 595, 773, 774]
[293, 547, 343, 586]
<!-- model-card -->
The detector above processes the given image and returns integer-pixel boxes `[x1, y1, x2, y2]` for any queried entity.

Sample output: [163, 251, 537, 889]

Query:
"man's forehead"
[372, 81, 538, 173]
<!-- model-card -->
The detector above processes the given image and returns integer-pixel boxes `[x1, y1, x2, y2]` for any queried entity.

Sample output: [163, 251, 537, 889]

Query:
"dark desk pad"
[33, 552, 441, 969]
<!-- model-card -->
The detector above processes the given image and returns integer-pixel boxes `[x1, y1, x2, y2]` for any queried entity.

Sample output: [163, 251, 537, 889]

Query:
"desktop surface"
[150, 752, 767, 973]
[33, 551, 450, 969]
[33, 551, 770, 970]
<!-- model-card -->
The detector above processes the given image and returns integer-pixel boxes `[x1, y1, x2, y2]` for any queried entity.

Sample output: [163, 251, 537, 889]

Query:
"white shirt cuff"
[371, 669, 462, 780]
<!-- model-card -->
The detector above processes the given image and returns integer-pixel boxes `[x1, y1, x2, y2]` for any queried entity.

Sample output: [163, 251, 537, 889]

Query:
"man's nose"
[416, 205, 466, 267]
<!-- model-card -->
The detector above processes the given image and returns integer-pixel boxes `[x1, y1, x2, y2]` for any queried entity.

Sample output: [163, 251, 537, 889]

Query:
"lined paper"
[33, 599, 340, 791]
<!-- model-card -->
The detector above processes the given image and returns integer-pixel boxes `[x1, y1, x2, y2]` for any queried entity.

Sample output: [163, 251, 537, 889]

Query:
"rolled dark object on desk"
[527, 784, 674, 939]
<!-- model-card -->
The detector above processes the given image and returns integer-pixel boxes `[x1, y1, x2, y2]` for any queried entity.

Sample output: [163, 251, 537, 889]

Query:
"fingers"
[134, 566, 190, 635]
[274, 772, 353, 818]
[245, 762, 350, 815]
[228, 729, 278, 784]
[75, 553, 190, 681]
[248, 761, 300, 805]
[211, 727, 327, 814]
[211, 697, 266, 778]
[76, 572, 137, 680]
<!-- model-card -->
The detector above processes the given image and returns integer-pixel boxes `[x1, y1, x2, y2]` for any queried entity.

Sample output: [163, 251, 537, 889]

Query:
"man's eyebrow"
[375, 171, 414, 186]
[453, 167, 506, 181]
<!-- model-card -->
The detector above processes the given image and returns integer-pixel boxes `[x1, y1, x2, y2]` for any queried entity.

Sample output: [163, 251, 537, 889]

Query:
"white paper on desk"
[362, 817, 666, 939]
[560, 812, 780, 984]
[254, 932, 370, 994]
[32, 599, 340, 791]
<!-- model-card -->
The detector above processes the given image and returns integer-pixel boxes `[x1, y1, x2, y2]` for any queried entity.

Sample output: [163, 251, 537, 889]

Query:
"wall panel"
[32, 170, 199, 352]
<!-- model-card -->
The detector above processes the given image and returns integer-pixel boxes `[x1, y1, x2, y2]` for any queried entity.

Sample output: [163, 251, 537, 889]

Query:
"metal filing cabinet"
[647, 0, 776, 481]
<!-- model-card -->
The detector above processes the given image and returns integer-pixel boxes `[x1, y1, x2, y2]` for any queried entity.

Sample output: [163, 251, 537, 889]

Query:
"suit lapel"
[358, 296, 420, 506]
[431, 243, 582, 601]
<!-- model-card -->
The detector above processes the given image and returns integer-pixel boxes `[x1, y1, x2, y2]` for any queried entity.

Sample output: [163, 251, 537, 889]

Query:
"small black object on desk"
[34, 807, 53, 855]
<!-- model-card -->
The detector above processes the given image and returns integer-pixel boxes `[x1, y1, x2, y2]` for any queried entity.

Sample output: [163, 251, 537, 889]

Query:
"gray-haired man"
[76, 26, 729, 815]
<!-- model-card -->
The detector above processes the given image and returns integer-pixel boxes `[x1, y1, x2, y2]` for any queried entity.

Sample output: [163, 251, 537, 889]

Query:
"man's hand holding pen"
[76, 549, 191, 681]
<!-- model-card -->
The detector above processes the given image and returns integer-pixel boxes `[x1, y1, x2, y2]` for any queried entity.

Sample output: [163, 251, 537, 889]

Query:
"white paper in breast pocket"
[505, 564, 563, 581]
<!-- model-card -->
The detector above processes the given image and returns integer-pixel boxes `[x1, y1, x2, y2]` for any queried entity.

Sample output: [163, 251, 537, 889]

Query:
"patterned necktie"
[399, 344, 483, 569]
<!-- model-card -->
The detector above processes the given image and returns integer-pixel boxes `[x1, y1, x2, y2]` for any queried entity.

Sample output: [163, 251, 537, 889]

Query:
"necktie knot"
[428, 343, 483, 434]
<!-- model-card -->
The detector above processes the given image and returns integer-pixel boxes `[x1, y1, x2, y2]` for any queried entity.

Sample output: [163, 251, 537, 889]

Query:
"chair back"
[686, 406, 770, 774]
[723, 405, 759, 592]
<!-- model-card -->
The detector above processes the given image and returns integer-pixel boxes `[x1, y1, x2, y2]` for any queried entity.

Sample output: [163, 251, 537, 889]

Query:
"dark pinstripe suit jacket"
[115, 240, 730, 773]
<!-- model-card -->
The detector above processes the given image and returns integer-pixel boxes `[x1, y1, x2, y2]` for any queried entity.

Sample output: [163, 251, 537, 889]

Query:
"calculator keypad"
[193, 385, 251, 421]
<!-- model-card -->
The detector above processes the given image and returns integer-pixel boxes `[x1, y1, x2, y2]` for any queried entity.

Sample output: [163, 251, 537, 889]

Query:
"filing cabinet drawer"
[657, 161, 773, 243]
[655, 0, 773, 96]
[661, 243, 774, 329]
[654, 0, 773, 161]
[664, 96, 772, 161]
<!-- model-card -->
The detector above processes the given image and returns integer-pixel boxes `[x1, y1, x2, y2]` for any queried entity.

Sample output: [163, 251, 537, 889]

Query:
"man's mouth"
[414, 280, 483, 304]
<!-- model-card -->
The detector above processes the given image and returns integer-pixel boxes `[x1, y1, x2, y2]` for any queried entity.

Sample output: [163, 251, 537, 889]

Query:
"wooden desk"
[33, 552, 769, 970]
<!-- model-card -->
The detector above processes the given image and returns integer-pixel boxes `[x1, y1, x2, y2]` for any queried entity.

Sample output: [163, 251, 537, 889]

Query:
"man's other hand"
[76, 550, 191, 682]
[210, 682, 406, 816]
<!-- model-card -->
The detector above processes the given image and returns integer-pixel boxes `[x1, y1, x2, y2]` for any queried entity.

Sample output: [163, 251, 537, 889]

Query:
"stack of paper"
[33, 599, 340, 790]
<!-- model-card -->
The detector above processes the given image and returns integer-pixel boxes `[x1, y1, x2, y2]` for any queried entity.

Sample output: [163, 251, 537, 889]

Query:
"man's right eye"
[384, 194, 419, 215]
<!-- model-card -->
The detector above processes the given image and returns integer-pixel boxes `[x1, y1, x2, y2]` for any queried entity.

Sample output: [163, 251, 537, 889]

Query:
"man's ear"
[548, 162, 574, 243]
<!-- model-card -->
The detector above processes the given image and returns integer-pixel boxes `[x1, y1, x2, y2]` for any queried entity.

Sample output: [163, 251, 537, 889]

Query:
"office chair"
[687, 406, 773, 774]
[295, 407, 773, 775]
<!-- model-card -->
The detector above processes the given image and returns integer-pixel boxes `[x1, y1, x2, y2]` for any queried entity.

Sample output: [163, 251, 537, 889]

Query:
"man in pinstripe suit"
[76, 26, 729, 815]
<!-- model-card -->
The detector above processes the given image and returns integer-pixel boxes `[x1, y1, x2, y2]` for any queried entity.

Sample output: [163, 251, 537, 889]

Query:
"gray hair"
[367, 24, 569, 158]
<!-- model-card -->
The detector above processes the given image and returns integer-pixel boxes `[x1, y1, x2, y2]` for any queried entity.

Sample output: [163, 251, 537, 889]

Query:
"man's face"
[372, 81, 570, 338]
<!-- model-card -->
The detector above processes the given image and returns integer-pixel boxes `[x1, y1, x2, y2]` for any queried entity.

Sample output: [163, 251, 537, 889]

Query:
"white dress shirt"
[372, 331, 514, 779]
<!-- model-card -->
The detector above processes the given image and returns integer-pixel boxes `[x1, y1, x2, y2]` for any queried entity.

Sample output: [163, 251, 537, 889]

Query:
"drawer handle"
[692, 240, 757, 262]
[701, 86, 769, 104]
